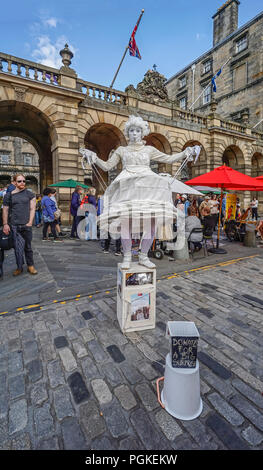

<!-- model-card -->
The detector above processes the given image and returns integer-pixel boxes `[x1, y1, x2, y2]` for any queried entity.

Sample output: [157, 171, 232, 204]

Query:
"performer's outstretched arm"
[80, 148, 120, 172]
[150, 146, 200, 164]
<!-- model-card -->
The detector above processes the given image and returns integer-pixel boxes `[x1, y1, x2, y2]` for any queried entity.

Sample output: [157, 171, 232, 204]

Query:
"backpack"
[0, 229, 14, 250]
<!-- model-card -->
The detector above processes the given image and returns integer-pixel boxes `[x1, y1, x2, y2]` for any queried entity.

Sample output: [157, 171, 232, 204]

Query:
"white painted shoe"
[138, 253, 156, 269]
[121, 252, 132, 269]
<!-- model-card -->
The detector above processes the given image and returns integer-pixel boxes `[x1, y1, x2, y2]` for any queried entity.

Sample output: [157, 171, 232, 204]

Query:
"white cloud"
[32, 35, 77, 69]
[32, 35, 66, 69]
[28, 12, 77, 69]
[44, 17, 58, 28]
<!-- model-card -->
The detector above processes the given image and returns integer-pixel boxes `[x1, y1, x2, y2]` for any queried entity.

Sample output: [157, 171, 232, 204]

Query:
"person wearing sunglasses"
[2, 174, 38, 276]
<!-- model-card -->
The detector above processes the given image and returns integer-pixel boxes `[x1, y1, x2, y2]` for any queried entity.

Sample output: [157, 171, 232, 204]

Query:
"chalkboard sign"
[171, 336, 199, 368]
[166, 321, 200, 369]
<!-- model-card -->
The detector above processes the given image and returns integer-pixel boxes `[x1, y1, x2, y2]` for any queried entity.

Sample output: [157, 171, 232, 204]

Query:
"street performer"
[80, 115, 200, 269]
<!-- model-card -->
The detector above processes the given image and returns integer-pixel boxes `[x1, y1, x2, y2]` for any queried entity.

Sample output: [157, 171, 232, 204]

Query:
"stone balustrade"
[0, 52, 59, 85]
[77, 79, 127, 105]
[173, 108, 208, 126]
[219, 119, 246, 134]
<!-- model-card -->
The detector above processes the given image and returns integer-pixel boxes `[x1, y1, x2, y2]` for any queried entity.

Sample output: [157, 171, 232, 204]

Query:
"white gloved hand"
[79, 148, 97, 170]
[184, 146, 195, 162]
[193, 145, 201, 163]
[184, 145, 201, 163]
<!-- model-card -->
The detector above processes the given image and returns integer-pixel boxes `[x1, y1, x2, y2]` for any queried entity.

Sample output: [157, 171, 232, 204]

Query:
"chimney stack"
[212, 0, 240, 46]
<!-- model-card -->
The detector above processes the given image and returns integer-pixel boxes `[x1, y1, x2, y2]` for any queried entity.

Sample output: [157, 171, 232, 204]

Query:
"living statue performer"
[80, 115, 200, 270]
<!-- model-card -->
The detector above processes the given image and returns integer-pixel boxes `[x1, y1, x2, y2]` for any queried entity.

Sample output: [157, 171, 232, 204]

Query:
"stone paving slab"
[0, 256, 263, 450]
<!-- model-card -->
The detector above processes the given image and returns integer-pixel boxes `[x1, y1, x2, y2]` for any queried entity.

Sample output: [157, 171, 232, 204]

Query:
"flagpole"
[109, 9, 144, 89]
[188, 57, 232, 111]
[252, 118, 263, 129]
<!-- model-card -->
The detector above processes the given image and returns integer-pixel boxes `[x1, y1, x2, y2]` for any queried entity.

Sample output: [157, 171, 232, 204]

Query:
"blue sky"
[1, 0, 262, 91]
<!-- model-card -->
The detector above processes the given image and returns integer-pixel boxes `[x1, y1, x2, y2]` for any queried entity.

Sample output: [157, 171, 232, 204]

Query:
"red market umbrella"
[186, 165, 263, 190]
[185, 165, 263, 252]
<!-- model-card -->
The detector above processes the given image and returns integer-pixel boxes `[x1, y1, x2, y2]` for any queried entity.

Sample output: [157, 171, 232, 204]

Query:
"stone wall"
[166, 12, 263, 130]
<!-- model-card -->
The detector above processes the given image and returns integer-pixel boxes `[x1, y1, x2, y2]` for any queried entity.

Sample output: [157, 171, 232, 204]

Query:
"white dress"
[93, 141, 190, 236]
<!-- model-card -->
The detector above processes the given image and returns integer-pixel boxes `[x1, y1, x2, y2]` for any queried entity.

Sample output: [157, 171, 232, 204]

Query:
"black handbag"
[0, 228, 14, 250]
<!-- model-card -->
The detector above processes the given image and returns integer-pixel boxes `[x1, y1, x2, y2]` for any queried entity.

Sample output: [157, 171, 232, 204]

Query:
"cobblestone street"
[1, 252, 263, 450]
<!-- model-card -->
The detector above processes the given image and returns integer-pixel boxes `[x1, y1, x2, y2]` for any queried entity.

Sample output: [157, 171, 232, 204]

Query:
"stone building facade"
[166, 0, 263, 130]
[0, 41, 263, 220]
[0, 136, 39, 192]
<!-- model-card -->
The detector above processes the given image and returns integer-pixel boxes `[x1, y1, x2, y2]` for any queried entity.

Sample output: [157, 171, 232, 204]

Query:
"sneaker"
[103, 249, 109, 254]
[58, 232, 67, 237]
[53, 238, 63, 243]
[42, 238, 51, 241]
[115, 252, 122, 256]
[48, 233, 54, 238]
[69, 236, 77, 240]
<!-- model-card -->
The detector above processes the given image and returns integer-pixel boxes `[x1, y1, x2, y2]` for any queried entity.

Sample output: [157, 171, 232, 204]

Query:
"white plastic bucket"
[161, 353, 203, 420]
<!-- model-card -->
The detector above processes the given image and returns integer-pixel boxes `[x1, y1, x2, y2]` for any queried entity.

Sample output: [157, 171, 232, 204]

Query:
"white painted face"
[128, 126, 142, 143]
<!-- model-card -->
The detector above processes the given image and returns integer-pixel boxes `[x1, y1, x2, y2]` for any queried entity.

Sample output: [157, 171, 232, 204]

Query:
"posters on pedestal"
[130, 292, 150, 322]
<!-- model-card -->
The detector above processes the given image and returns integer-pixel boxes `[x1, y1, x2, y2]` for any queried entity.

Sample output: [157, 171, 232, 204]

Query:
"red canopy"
[185, 165, 263, 191]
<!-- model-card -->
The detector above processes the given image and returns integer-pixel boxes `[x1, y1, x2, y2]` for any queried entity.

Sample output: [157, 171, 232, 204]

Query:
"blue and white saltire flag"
[211, 68, 222, 92]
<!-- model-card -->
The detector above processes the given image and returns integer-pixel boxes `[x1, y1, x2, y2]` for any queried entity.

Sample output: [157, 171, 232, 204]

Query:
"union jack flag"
[128, 23, 141, 59]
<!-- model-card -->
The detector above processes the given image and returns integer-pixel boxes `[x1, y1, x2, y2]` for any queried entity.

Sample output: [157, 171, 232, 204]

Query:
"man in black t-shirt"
[3, 174, 38, 276]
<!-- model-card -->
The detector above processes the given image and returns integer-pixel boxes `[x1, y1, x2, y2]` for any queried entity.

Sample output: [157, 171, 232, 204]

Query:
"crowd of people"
[0, 176, 262, 280]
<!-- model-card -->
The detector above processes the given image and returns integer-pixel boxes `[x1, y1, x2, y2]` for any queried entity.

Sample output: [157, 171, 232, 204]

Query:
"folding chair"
[187, 228, 205, 259]
[203, 215, 215, 254]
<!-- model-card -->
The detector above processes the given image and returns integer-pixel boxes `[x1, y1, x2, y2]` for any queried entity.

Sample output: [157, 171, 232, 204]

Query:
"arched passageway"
[222, 145, 247, 209]
[84, 124, 126, 193]
[144, 133, 172, 174]
[251, 152, 263, 211]
[26, 176, 39, 193]
[222, 145, 245, 172]
[251, 152, 263, 178]
[181, 140, 206, 181]
[0, 101, 55, 190]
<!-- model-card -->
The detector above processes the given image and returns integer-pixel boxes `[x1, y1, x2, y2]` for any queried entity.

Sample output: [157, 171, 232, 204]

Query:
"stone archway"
[222, 145, 246, 208]
[222, 145, 245, 172]
[181, 140, 206, 181]
[251, 152, 263, 212]
[251, 152, 263, 178]
[144, 133, 172, 174]
[0, 100, 56, 190]
[26, 175, 39, 193]
[84, 123, 126, 193]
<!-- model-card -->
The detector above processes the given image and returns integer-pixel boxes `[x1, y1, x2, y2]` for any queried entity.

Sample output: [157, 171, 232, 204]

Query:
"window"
[0, 154, 10, 164]
[203, 60, 211, 74]
[203, 85, 211, 105]
[24, 154, 32, 166]
[179, 76, 186, 88]
[179, 96, 187, 110]
[235, 35, 247, 54]
[233, 63, 247, 90]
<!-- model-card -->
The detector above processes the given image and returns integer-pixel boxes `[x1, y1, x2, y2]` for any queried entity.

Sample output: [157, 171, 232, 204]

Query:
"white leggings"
[121, 220, 156, 255]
